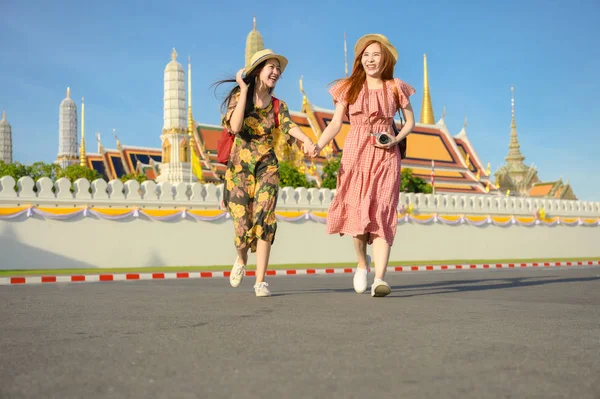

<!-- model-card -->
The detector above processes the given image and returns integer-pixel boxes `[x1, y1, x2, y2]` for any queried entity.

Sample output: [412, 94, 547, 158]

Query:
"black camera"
[372, 133, 392, 145]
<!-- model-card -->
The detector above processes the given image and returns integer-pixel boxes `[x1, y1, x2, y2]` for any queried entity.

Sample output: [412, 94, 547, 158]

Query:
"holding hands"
[303, 137, 318, 158]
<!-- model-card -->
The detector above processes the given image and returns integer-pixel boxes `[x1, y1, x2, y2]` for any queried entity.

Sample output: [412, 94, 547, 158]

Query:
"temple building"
[246, 17, 264, 69]
[56, 87, 79, 168]
[63, 18, 577, 198]
[494, 87, 576, 199]
[0, 110, 13, 164]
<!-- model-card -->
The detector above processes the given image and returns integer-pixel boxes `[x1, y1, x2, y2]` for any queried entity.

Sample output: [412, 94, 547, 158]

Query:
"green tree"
[315, 158, 433, 194]
[278, 161, 314, 188]
[320, 155, 341, 189]
[56, 164, 102, 183]
[0, 161, 29, 182]
[401, 168, 433, 194]
[120, 173, 149, 184]
[26, 161, 59, 181]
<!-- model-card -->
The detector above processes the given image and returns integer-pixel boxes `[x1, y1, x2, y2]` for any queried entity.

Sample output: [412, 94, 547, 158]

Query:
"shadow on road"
[270, 273, 600, 298]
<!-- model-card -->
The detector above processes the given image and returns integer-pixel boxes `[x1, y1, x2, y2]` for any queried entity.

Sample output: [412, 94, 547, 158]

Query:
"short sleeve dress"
[222, 91, 298, 252]
[325, 78, 415, 246]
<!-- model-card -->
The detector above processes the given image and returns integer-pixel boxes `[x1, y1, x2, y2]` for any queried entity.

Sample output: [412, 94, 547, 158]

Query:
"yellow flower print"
[265, 212, 277, 225]
[234, 164, 242, 173]
[239, 149, 252, 163]
[225, 169, 232, 180]
[245, 117, 259, 130]
[226, 178, 235, 190]
[254, 225, 264, 237]
[234, 236, 241, 246]
[247, 175, 256, 198]
[232, 203, 246, 219]
[257, 144, 270, 155]
[257, 191, 270, 204]
[254, 124, 265, 136]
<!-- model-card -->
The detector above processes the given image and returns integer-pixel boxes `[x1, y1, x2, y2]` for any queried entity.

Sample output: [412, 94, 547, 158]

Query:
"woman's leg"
[236, 247, 249, 266]
[352, 234, 370, 293]
[370, 234, 392, 297]
[226, 165, 253, 287]
[252, 162, 279, 287]
[371, 235, 391, 280]
[255, 239, 271, 284]
[353, 234, 370, 270]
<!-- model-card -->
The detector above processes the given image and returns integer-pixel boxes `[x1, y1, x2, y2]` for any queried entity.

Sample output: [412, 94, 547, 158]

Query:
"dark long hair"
[330, 40, 395, 105]
[212, 60, 269, 118]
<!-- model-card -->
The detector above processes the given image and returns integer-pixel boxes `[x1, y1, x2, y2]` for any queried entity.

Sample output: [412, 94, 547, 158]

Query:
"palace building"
[53, 18, 575, 198]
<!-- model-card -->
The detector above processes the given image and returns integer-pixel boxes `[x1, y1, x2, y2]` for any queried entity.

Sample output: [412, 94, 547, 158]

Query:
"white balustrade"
[0, 176, 597, 217]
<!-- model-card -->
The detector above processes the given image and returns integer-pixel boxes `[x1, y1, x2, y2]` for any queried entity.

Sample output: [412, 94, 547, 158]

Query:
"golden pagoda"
[420, 54, 435, 124]
[245, 17, 264, 68]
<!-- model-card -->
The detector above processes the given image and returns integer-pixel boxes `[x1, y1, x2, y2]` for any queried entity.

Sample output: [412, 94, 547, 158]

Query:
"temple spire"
[79, 97, 86, 167]
[505, 86, 525, 165]
[245, 16, 264, 69]
[187, 56, 194, 138]
[420, 54, 435, 124]
[1, 110, 5, 122]
[113, 128, 120, 147]
[66, 87, 71, 99]
[344, 32, 348, 77]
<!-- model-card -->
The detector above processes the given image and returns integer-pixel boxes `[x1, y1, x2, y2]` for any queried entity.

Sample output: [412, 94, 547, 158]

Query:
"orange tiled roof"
[529, 183, 554, 197]
[84, 102, 493, 194]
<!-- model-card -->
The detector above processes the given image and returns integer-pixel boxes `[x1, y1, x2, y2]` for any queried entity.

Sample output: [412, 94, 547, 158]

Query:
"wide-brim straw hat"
[354, 34, 398, 64]
[245, 49, 288, 76]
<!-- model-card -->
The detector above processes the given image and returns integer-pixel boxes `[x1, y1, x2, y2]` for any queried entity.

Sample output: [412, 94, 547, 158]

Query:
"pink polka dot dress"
[326, 78, 416, 246]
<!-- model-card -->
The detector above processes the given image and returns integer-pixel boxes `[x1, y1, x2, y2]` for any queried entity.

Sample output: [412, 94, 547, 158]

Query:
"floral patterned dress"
[222, 91, 297, 252]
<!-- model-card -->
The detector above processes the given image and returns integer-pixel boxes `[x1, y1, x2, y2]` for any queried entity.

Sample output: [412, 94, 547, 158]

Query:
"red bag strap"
[272, 96, 280, 127]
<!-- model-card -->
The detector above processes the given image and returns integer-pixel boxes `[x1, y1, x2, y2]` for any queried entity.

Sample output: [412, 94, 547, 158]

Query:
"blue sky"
[1, 0, 599, 200]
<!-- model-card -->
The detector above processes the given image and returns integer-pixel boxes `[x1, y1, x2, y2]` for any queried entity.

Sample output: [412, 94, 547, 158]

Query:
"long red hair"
[333, 40, 395, 105]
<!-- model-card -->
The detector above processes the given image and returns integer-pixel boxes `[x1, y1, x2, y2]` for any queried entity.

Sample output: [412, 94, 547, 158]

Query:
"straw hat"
[245, 49, 288, 76]
[354, 34, 398, 63]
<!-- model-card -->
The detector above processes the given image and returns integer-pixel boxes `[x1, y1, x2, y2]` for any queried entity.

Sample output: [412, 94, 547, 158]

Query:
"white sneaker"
[371, 279, 391, 297]
[254, 282, 271, 297]
[353, 255, 371, 294]
[229, 258, 245, 288]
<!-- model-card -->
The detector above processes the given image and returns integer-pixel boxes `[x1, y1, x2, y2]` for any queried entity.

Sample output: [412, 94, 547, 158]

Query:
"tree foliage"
[120, 173, 149, 184]
[401, 168, 433, 194]
[315, 157, 433, 194]
[278, 161, 315, 188]
[55, 164, 102, 183]
[320, 155, 341, 190]
[0, 161, 28, 182]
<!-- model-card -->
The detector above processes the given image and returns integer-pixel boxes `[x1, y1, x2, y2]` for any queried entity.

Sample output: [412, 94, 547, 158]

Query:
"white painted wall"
[0, 176, 599, 270]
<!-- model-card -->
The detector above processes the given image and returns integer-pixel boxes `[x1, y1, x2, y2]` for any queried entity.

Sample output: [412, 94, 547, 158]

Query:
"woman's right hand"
[236, 68, 248, 91]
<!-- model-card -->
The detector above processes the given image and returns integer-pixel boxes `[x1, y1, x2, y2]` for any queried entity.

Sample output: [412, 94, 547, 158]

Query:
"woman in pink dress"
[313, 34, 416, 297]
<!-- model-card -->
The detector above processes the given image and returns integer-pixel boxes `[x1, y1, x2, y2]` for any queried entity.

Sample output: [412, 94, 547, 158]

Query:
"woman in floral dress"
[313, 34, 416, 297]
[215, 49, 316, 297]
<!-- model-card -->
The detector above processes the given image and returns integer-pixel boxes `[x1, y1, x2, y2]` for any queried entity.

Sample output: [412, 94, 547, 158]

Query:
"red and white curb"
[1, 260, 599, 286]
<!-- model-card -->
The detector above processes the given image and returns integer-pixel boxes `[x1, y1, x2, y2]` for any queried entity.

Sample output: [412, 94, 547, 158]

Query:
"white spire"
[163, 48, 186, 133]
[0, 108, 13, 163]
[57, 86, 78, 168]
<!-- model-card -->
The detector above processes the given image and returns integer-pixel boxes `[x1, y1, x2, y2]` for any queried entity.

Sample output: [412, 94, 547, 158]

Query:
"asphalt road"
[1, 267, 599, 399]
